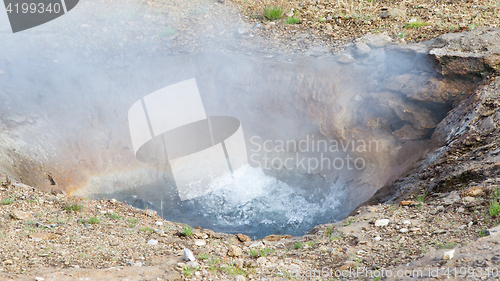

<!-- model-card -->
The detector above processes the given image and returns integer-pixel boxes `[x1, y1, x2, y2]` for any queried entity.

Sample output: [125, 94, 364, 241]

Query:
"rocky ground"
[0, 170, 499, 280]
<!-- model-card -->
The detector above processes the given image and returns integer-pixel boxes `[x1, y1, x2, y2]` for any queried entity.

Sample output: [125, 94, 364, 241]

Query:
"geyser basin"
[0, 0, 465, 239]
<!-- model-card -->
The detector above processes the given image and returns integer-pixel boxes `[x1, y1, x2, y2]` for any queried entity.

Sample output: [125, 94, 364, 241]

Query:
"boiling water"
[92, 165, 350, 238]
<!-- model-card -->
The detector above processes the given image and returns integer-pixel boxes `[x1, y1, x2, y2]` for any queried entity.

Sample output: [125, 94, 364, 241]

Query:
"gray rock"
[186, 261, 200, 268]
[358, 33, 393, 47]
[355, 42, 371, 56]
[10, 210, 33, 220]
[183, 248, 196, 261]
[147, 239, 158, 246]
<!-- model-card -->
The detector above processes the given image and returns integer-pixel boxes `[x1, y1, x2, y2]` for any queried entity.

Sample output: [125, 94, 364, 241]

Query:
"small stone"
[457, 207, 465, 213]
[183, 248, 196, 261]
[35, 278, 44, 281]
[375, 219, 390, 227]
[400, 228, 409, 233]
[460, 186, 485, 197]
[194, 239, 206, 246]
[443, 249, 455, 260]
[325, 23, 333, 31]
[400, 200, 416, 206]
[249, 241, 264, 248]
[374, 236, 382, 242]
[337, 54, 354, 64]
[433, 229, 447, 235]
[235, 275, 246, 281]
[410, 227, 421, 232]
[10, 210, 33, 220]
[355, 42, 371, 56]
[228, 245, 242, 257]
[147, 239, 158, 246]
[153, 221, 163, 226]
[403, 220, 412, 225]
[132, 262, 143, 267]
[464, 196, 475, 203]
[256, 257, 267, 265]
[3, 260, 13, 265]
[29, 233, 58, 240]
[186, 261, 200, 268]
[234, 259, 244, 268]
[236, 233, 251, 242]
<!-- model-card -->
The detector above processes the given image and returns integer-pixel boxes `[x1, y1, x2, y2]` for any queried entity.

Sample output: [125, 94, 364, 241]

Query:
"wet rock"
[374, 219, 390, 227]
[183, 248, 196, 261]
[355, 42, 371, 56]
[236, 233, 251, 242]
[10, 210, 33, 220]
[394, 124, 429, 142]
[337, 54, 354, 64]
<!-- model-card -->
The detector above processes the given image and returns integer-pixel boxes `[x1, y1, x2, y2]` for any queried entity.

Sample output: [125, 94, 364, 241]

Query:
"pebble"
[400, 228, 409, 233]
[35, 278, 44, 281]
[443, 249, 455, 260]
[374, 236, 382, 242]
[256, 257, 267, 265]
[153, 221, 163, 226]
[184, 248, 196, 261]
[186, 261, 200, 268]
[194, 239, 206, 246]
[464, 196, 475, 203]
[457, 207, 465, 213]
[147, 239, 158, 246]
[375, 219, 390, 227]
[235, 275, 246, 281]
[403, 220, 411, 225]
[234, 259, 244, 268]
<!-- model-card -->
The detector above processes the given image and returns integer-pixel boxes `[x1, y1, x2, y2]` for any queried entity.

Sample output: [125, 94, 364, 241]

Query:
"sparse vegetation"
[139, 226, 154, 232]
[197, 252, 209, 260]
[1, 196, 15, 205]
[109, 213, 121, 220]
[250, 247, 272, 257]
[222, 263, 247, 276]
[183, 266, 193, 276]
[263, 6, 284, 20]
[208, 258, 219, 275]
[64, 203, 82, 212]
[489, 200, 500, 217]
[342, 217, 355, 226]
[292, 242, 303, 249]
[88, 216, 100, 224]
[405, 20, 429, 28]
[183, 225, 194, 236]
[127, 218, 138, 227]
[285, 16, 300, 24]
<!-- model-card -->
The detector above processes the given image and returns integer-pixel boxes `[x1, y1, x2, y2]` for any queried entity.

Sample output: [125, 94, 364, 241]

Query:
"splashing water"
[94, 165, 348, 238]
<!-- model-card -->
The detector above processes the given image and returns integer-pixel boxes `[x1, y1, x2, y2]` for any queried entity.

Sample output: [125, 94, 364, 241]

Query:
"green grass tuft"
[292, 242, 303, 249]
[139, 226, 154, 232]
[263, 6, 284, 20]
[108, 213, 121, 220]
[405, 20, 429, 28]
[183, 225, 194, 237]
[0, 196, 15, 205]
[88, 216, 100, 224]
[285, 16, 300, 24]
[489, 200, 500, 217]
[64, 203, 82, 212]
[197, 252, 209, 260]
